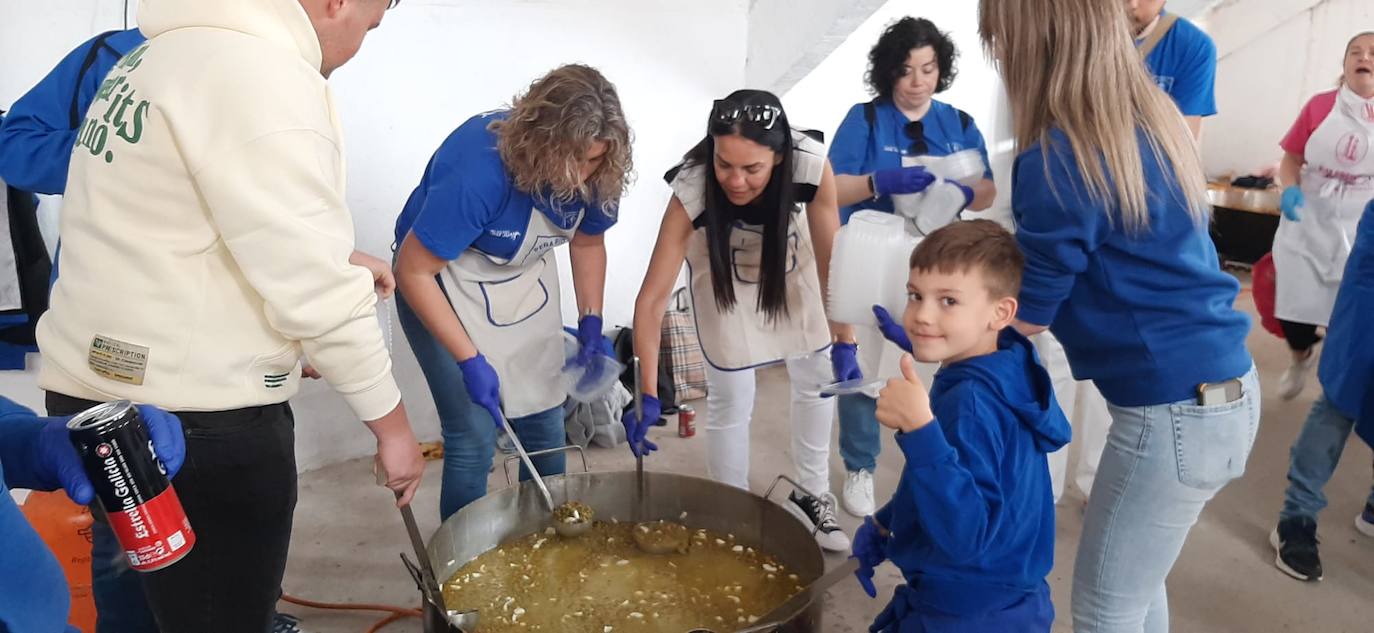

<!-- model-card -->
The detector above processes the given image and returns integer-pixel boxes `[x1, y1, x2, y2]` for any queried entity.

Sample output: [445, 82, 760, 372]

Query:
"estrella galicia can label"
[67, 401, 194, 572]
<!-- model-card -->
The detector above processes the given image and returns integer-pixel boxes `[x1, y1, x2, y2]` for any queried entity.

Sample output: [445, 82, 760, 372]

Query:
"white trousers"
[1033, 332, 1111, 503]
[703, 351, 835, 496]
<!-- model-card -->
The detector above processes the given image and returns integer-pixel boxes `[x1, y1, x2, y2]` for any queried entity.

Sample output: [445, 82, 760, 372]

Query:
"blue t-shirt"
[393, 111, 617, 262]
[829, 98, 993, 223]
[1013, 128, 1252, 407]
[1140, 15, 1218, 117]
[0, 398, 76, 633]
[0, 29, 145, 195]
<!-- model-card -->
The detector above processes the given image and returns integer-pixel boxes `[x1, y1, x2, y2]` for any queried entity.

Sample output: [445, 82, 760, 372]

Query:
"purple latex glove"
[620, 394, 661, 458]
[39, 405, 184, 505]
[457, 354, 505, 428]
[851, 515, 890, 598]
[830, 342, 862, 386]
[872, 305, 913, 354]
[872, 166, 936, 197]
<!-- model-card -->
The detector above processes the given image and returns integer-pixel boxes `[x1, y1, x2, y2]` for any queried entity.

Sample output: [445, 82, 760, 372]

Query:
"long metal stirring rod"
[633, 357, 646, 522]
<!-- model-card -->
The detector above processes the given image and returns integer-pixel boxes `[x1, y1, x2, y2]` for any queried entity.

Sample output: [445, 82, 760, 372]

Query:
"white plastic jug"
[827, 211, 919, 326]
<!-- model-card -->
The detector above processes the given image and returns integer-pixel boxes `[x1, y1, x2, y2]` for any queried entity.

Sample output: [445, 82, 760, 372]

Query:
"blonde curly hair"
[489, 64, 633, 217]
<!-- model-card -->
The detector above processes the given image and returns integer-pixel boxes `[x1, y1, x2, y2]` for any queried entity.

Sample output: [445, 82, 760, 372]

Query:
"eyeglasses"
[387, 0, 401, 8]
[904, 121, 928, 156]
[711, 100, 783, 130]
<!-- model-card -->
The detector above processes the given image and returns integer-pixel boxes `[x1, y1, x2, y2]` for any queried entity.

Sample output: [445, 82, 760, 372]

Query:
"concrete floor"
[281, 289, 1374, 632]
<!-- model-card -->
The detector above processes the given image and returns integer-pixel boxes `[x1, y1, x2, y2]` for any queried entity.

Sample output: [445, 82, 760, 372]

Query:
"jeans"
[838, 394, 880, 473]
[89, 521, 158, 633]
[395, 289, 566, 521]
[1280, 393, 1374, 520]
[1071, 367, 1259, 633]
[49, 392, 298, 633]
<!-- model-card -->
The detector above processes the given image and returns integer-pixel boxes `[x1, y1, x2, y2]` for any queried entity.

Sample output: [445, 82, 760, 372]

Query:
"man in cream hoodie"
[36, 0, 423, 631]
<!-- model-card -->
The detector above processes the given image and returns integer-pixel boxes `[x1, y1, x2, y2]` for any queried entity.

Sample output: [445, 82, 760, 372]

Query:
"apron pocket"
[478, 262, 550, 327]
[731, 231, 799, 284]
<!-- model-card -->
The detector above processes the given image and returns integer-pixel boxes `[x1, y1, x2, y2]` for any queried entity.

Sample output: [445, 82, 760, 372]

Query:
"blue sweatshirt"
[0, 29, 145, 194]
[0, 398, 74, 633]
[1013, 129, 1252, 406]
[874, 329, 1070, 617]
[1324, 200, 1374, 447]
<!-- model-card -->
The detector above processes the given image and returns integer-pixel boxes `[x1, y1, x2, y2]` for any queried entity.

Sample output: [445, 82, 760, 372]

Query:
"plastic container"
[20, 491, 96, 632]
[891, 152, 982, 234]
[560, 332, 626, 403]
[826, 211, 919, 326]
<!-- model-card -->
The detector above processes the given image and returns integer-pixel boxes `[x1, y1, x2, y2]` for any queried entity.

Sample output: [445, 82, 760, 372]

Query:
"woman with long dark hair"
[625, 90, 856, 551]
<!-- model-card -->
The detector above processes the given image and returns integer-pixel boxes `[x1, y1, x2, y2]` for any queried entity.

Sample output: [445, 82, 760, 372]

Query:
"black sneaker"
[272, 613, 310, 633]
[784, 491, 850, 552]
[1271, 516, 1322, 581]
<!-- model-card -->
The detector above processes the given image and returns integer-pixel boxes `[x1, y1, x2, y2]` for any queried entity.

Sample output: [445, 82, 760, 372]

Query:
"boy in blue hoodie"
[856, 219, 1070, 632]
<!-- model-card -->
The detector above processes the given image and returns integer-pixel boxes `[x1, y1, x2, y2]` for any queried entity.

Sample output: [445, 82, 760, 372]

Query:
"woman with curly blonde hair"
[394, 64, 633, 519]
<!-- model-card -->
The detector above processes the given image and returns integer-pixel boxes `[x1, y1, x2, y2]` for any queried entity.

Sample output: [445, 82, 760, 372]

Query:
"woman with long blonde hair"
[981, 2, 1258, 631]
[394, 64, 633, 519]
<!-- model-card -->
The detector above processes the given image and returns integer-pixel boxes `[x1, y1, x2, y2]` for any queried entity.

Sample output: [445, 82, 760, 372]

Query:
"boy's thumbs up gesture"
[876, 354, 935, 433]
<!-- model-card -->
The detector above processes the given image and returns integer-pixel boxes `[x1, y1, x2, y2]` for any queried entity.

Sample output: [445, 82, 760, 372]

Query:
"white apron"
[437, 208, 577, 418]
[684, 214, 832, 370]
[1273, 87, 1374, 327]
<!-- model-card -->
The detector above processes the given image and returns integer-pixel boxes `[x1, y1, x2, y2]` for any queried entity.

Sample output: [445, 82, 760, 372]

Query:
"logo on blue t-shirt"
[488, 229, 522, 240]
[1152, 75, 1176, 94]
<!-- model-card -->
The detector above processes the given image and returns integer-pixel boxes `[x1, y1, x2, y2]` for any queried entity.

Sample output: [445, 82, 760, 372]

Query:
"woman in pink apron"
[1272, 31, 1374, 400]
[623, 90, 858, 552]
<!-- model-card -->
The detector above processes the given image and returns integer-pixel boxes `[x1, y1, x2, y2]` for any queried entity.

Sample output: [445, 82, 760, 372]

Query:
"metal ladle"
[394, 491, 480, 633]
[497, 412, 593, 538]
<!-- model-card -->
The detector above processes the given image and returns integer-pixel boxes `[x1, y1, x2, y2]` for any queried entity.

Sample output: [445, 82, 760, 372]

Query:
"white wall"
[746, 0, 886, 94]
[1198, 0, 1374, 177]
[0, 0, 748, 471]
[782, 0, 1015, 225]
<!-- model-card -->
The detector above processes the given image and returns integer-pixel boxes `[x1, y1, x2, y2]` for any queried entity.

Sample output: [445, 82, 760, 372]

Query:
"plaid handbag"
[660, 288, 708, 402]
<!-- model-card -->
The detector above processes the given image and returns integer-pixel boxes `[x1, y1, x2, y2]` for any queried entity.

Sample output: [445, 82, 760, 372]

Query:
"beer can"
[67, 401, 194, 572]
[678, 404, 696, 438]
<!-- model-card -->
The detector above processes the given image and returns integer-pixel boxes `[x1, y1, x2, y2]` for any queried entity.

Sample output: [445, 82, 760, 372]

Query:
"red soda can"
[678, 405, 696, 438]
[67, 401, 195, 572]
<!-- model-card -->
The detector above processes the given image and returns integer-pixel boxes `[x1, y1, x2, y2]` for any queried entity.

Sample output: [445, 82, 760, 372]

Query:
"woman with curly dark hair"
[393, 64, 633, 520]
[827, 16, 998, 520]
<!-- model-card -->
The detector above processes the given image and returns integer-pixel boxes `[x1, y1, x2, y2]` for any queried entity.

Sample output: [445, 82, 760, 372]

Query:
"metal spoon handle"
[500, 415, 557, 512]
[396, 492, 443, 600]
[633, 357, 645, 522]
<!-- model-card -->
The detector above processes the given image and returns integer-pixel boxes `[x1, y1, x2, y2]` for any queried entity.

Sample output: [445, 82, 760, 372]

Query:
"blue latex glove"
[457, 354, 505, 428]
[38, 405, 185, 505]
[949, 180, 974, 209]
[830, 342, 862, 386]
[872, 305, 912, 354]
[573, 314, 605, 365]
[872, 166, 936, 197]
[620, 394, 661, 458]
[851, 515, 890, 598]
[1280, 185, 1304, 222]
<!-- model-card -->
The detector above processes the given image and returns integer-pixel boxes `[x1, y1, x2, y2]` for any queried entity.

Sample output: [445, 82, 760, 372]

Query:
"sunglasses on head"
[904, 121, 928, 156]
[711, 100, 783, 130]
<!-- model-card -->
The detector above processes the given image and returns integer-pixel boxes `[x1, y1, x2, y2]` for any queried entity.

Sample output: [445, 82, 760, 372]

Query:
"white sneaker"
[785, 491, 851, 552]
[1278, 351, 1317, 400]
[842, 470, 876, 517]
